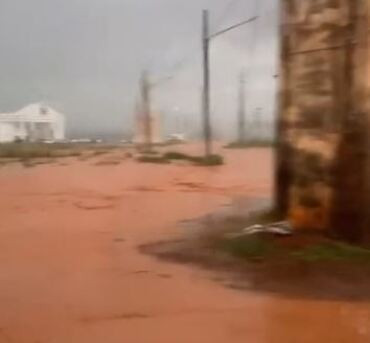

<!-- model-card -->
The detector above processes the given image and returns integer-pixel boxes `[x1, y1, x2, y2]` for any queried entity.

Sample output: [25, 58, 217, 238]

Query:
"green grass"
[0, 143, 82, 159]
[91, 149, 110, 156]
[292, 242, 370, 262]
[137, 155, 169, 164]
[137, 151, 224, 166]
[225, 140, 274, 149]
[0, 143, 55, 158]
[19, 157, 57, 168]
[209, 207, 370, 264]
[0, 143, 125, 161]
[163, 152, 190, 160]
[140, 150, 160, 155]
[221, 236, 276, 260]
[192, 154, 224, 166]
[163, 151, 224, 166]
[94, 160, 121, 166]
[219, 235, 370, 264]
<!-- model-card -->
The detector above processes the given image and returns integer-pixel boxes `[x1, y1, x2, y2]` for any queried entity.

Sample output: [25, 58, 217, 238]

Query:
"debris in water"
[226, 221, 293, 239]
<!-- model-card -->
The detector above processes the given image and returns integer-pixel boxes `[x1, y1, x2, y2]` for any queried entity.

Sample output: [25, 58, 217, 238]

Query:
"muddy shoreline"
[140, 201, 370, 302]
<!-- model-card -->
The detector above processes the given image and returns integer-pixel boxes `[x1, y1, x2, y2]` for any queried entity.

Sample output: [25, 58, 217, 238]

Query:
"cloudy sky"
[0, 0, 278, 138]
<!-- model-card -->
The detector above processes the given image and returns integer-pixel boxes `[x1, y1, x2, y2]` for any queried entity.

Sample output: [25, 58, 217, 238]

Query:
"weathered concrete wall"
[276, 0, 370, 241]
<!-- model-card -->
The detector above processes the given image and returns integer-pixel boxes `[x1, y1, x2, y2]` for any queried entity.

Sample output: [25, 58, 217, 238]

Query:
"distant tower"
[133, 99, 145, 144]
[133, 107, 162, 144]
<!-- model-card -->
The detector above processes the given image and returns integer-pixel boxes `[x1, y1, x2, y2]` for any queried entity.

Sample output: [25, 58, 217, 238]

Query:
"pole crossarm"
[208, 16, 258, 40]
[149, 75, 174, 88]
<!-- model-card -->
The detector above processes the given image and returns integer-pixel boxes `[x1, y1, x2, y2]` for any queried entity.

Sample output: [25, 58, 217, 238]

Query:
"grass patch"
[0, 143, 123, 161]
[136, 151, 224, 166]
[91, 149, 110, 156]
[140, 150, 160, 155]
[210, 208, 283, 235]
[204, 208, 370, 265]
[163, 151, 224, 166]
[137, 155, 169, 164]
[221, 236, 276, 260]
[225, 140, 274, 149]
[141, 205, 370, 300]
[94, 160, 121, 166]
[68, 151, 82, 157]
[218, 234, 370, 264]
[0, 143, 83, 159]
[292, 242, 370, 262]
[192, 154, 224, 166]
[163, 151, 190, 160]
[19, 157, 58, 168]
[0, 143, 56, 158]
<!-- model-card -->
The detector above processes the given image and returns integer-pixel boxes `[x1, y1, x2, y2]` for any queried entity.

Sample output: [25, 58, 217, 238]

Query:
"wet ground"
[0, 146, 369, 342]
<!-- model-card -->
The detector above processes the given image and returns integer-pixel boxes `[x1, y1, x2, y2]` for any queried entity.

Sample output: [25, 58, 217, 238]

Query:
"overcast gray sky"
[0, 0, 278, 137]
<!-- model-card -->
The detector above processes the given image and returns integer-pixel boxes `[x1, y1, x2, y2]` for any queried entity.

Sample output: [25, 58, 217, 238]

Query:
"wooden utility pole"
[237, 71, 246, 143]
[202, 9, 212, 157]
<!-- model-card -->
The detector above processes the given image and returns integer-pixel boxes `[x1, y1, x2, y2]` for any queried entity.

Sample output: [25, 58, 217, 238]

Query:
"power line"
[244, 0, 261, 71]
[209, 16, 258, 39]
[150, 0, 277, 87]
[143, 0, 278, 108]
[212, 0, 241, 32]
[167, 2, 262, 83]
[153, 0, 253, 83]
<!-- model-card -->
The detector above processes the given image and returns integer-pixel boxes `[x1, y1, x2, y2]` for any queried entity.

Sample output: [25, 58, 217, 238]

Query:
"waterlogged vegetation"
[0, 142, 123, 167]
[142, 207, 370, 300]
[220, 235, 370, 263]
[138, 150, 224, 166]
[0, 143, 81, 159]
[207, 209, 370, 264]
[225, 140, 274, 149]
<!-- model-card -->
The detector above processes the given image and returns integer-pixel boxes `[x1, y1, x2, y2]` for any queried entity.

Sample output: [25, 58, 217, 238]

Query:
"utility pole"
[201, 11, 258, 157]
[254, 107, 262, 142]
[237, 70, 246, 143]
[202, 9, 211, 157]
[140, 70, 152, 150]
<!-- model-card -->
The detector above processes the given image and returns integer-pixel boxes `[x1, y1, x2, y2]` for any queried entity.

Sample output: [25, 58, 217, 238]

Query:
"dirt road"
[0, 147, 369, 343]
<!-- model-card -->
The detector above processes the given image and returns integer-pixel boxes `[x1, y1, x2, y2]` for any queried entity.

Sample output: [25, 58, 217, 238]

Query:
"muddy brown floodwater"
[0, 146, 369, 343]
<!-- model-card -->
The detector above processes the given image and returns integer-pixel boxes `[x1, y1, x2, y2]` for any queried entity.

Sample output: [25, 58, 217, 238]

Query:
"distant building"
[0, 103, 65, 143]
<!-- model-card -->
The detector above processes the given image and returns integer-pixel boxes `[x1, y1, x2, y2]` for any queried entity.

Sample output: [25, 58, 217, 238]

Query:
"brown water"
[0, 146, 368, 342]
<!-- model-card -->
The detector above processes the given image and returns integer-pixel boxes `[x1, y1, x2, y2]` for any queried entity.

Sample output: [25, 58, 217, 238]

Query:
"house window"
[40, 106, 48, 115]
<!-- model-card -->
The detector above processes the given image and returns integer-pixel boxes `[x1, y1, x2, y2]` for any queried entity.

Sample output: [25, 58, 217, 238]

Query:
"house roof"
[0, 103, 64, 123]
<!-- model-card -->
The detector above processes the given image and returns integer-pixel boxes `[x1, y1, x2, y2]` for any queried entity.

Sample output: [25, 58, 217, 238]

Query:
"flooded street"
[0, 147, 369, 343]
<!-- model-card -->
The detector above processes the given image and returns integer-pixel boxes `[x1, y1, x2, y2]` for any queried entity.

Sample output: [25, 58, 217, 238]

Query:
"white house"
[0, 103, 65, 143]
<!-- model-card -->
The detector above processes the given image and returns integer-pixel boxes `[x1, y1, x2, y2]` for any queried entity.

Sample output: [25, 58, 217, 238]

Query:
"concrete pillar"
[276, 0, 370, 241]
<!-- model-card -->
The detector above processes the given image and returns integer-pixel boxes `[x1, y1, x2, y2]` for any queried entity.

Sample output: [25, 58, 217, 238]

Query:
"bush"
[225, 140, 274, 149]
[0, 143, 82, 159]
[221, 236, 276, 259]
[163, 151, 190, 160]
[137, 155, 169, 164]
[141, 150, 160, 155]
[163, 151, 224, 166]
[0, 144, 53, 158]
[193, 154, 224, 166]
[92, 149, 109, 156]
[292, 242, 370, 262]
